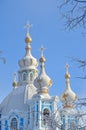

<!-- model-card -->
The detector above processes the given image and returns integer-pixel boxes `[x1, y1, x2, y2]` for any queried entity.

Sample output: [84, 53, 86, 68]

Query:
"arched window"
[29, 71, 34, 82]
[43, 108, 50, 126]
[11, 118, 18, 130]
[22, 72, 27, 81]
[30, 72, 33, 81]
[43, 108, 50, 116]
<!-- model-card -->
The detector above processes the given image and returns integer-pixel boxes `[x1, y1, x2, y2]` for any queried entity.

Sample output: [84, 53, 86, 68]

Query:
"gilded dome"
[65, 73, 70, 79]
[25, 34, 32, 43]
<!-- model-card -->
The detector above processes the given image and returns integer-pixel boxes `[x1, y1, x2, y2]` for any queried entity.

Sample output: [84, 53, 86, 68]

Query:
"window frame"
[10, 118, 18, 130]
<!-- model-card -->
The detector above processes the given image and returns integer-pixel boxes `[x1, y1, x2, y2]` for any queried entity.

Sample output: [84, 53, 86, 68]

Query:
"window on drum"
[22, 72, 27, 81]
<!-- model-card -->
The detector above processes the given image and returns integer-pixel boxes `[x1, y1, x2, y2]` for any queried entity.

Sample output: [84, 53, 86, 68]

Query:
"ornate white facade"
[0, 25, 79, 130]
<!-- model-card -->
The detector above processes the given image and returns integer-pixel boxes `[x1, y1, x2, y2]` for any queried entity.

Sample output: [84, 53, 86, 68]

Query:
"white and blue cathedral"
[0, 24, 80, 130]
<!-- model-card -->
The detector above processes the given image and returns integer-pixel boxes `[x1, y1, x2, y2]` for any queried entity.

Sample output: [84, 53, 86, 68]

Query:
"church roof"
[0, 85, 36, 115]
[0, 86, 27, 115]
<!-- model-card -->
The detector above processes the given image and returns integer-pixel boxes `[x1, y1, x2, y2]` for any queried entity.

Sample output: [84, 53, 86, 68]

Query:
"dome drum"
[18, 58, 38, 68]
[18, 69, 38, 84]
[38, 88, 49, 94]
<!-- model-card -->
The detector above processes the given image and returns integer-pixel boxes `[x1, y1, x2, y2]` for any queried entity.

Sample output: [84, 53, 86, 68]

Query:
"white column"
[30, 105, 32, 128]
[38, 100, 41, 129]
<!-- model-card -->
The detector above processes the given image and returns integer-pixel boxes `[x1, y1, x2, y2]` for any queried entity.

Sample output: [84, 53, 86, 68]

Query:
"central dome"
[0, 85, 36, 115]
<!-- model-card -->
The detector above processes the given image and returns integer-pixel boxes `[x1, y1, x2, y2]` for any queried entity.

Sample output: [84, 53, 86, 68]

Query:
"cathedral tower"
[18, 23, 38, 86]
[28, 48, 60, 130]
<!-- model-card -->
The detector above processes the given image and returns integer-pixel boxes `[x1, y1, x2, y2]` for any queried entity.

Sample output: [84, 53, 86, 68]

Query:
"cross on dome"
[40, 46, 46, 56]
[65, 64, 71, 79]
[24, 22, 33, 43]
[39, 46, 46, 63]
[65, 64, 69, 73]
[14, 72, 17, 81]
[24, 22, 32, 34]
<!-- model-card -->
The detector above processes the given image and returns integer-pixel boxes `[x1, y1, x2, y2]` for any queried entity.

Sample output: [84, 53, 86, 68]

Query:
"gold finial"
[65, 64, 70, 79]
[13, 73, 18, 87]
[24, 22, 32, 43]
[39, 46, 46, 62]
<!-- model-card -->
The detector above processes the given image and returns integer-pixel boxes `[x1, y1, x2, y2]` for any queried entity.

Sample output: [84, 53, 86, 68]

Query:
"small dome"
[13, 81, 18, 87]
[65, 73, 70, 79]
[40, 56, 46, 63]
[60, 65, 77, 108]
[34, 49, 52, 94]
[34, 71, 52, 89]
[61, 86, 77, 108]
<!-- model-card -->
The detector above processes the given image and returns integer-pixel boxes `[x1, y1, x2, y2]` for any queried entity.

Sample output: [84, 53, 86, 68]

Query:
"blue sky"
[0, 0, 86, 102]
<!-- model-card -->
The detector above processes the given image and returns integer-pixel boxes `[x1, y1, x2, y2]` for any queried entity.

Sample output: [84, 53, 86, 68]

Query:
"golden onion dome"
[25, 34, 32, 43]
[40, 56, 46, 63]
[65, 73, 70, 79]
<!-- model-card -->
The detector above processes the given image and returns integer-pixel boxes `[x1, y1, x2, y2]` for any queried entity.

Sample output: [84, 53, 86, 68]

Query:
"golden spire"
[24, 22, 32, 43]
[13, 73, 18, 88]
[65, 64, 70, 79]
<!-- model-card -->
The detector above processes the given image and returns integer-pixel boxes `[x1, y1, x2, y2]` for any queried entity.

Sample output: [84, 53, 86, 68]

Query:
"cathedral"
[0, 24, 79, 130]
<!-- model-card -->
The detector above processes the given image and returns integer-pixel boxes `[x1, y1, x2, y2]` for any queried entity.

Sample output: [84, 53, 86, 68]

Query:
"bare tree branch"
[74, 0, 86, 3]
[0, 51, 6, 64]
[58, 0, 86, 29]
